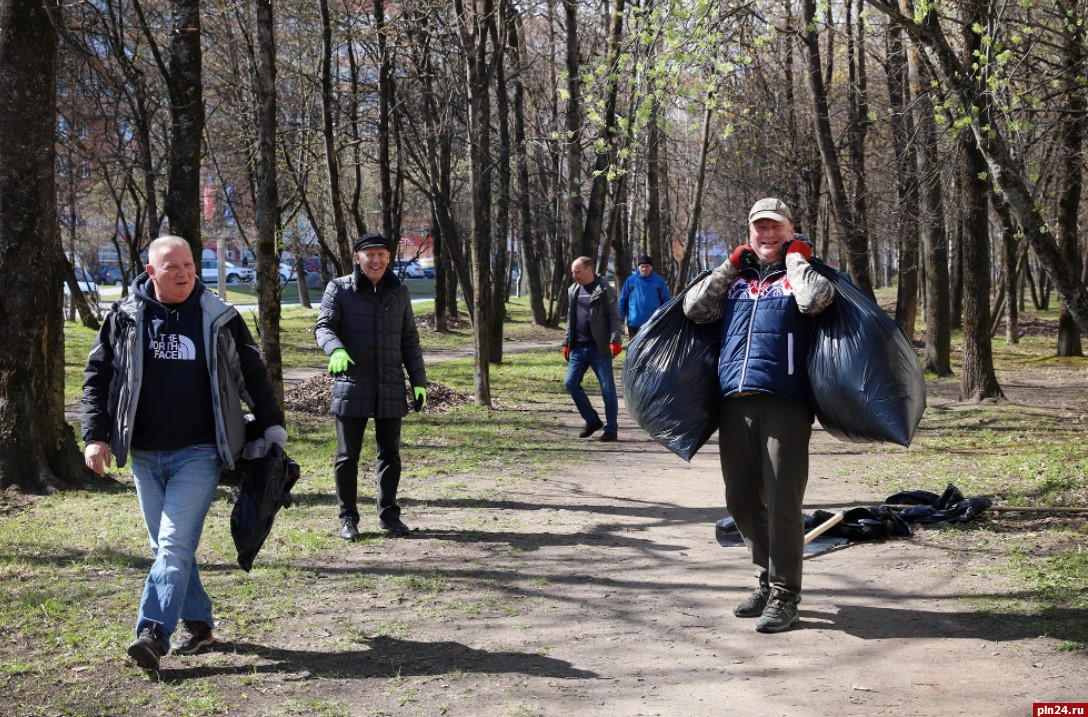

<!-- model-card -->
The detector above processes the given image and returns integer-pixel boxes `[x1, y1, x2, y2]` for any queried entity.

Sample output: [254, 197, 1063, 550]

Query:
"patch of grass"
[857, 337, 1088, 651]
[277, 699, 352, 717]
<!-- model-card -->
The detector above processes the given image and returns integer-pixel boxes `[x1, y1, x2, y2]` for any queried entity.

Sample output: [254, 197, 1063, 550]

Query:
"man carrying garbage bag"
[683, 198, 836, 633]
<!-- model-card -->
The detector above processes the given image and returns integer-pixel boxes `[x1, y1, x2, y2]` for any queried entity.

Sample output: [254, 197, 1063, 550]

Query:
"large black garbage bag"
[623, 271, 721, 461]
[230, 443, 301, 572]
[807, 260, 926, 446]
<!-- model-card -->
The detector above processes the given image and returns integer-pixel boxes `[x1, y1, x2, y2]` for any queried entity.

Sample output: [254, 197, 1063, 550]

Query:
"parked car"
[64, 267, 100, 316]
[423, 265, 435, 279]
[96, 265, 124, 286]
[201, 259, 255, 284]
[279, 262, 297, 283]
[392, 260, 425, 279]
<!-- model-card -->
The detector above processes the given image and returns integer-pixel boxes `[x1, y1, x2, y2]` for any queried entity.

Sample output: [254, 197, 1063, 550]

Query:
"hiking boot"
[733, 584, 771, 618]
[578, 419, 604, 438]
[339, 518, 361, 541]
[170, 621, 214, 655]
[755, 595, 800, 633]
[381, 516, 410, 536]
[127, 625, 167, 670]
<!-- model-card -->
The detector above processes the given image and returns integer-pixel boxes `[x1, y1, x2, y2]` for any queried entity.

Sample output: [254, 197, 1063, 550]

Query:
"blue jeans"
[564, 343, 618, 433]
[130, 444, 220, 639]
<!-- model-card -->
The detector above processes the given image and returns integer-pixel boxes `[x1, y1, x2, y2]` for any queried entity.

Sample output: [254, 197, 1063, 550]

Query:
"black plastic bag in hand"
[230, 443, 301, 572]
[806, 260, 926, 446]
[622, 271, 721, 461]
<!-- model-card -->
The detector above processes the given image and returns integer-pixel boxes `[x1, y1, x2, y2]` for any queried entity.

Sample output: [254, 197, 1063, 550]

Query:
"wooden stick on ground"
[803, 512, 845, 544]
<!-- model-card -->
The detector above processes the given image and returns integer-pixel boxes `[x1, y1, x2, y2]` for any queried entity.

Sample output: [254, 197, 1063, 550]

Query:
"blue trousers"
[130, 444, 220, 639]
[564, 343, 618, 433]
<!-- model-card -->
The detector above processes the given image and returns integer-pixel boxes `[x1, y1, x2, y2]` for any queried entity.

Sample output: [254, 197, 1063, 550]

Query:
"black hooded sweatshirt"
[130, 277, 216, 451]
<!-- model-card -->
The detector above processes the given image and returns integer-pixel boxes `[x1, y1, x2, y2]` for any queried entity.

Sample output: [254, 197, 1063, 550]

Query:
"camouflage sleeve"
[682, 261, 738, 324]
[786, 253, 836, 315]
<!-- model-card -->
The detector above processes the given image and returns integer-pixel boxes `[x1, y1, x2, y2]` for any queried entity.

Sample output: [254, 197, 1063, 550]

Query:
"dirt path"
[203, 387, 1084, 717]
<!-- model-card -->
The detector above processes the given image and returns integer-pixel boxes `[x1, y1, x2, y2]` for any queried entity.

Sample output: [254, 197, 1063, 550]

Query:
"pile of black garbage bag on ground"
[716, 484, 992, 547]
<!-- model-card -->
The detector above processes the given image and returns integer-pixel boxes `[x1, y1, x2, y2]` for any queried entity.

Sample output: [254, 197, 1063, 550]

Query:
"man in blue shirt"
[618, 255, 670, 337]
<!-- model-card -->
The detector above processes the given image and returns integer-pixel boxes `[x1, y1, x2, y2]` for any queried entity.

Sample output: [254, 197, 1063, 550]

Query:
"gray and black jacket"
[81, 275, 284, 470]
[563, 276, 623, 356]
[315, 267, 427, 418]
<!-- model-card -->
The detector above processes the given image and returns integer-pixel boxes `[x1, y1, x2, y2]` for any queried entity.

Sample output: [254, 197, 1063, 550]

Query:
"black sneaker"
[381, 516, 410, 536]
[127, 625, 167, 670]
[339, 518, 360, 541]
[598, 432, 617, 442]
[755, 595, 800, 633]
[578, 419, 604, 438]
[733, 584, 771, 618]
[170, 620, 214, 655]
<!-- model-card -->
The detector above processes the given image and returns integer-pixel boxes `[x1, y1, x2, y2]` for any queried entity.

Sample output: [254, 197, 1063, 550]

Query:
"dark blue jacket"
[717, 265, 816, 411]
[619, 271, 670, 329]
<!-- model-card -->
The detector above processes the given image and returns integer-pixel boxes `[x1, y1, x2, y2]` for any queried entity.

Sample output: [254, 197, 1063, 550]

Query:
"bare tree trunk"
[431, 211, 448, 332]
[0, 0, 92, 492]
[949, 166, 963, 331]
[885, 20, 919, 338]
[161, 0, 203, 257]
[959, 1, 1003, 400]
[1056, 0, 1084, 357]
[992, 193, 1019, 343]
[644, 106, 663, 269]
[581, 0, 625, 258]
[677, 99, 713, 291]
[319, 0, 351, 272]
[254, 0, 283, 405]
[908, 34, 953, 376]
[375, 0, 395, 241]
[958, 3, 1002, 400]
[455, 0, 494, 406]
[509, 6, 546, 325]
[490, 15, 511, 365]
[801, 0, 874, 298]
[845, 0, 871, 281]
[563, 0, 586, 259]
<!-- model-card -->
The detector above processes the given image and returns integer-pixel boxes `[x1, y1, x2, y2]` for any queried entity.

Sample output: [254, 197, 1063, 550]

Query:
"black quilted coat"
[314, 267, 427, 418]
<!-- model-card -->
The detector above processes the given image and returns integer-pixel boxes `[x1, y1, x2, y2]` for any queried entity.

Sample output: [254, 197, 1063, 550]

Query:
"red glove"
[730, 246, 757, 270]
[562, 345, 571, 362]
[784, 240, 812, 261]
[610, 342, 622, 358]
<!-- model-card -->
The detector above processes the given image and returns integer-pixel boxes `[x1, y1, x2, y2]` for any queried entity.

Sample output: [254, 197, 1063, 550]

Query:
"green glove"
[413, 386, 427, 412]
[328, 348, 354, 374]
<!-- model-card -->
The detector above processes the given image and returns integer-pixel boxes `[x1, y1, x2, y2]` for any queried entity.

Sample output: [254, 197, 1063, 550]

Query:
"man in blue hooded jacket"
[618, 255, 670, 337]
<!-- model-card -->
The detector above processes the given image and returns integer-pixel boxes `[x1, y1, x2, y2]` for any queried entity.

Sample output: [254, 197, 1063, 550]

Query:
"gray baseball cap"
[748, 197, 792, 224]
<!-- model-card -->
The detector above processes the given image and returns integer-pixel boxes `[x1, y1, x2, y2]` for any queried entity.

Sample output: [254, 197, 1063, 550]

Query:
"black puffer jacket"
[314, 267, 426, 418]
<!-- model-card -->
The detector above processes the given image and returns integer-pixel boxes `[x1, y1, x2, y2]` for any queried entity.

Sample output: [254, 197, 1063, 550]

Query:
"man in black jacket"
[82, 235, 286, 669]
[315, 233, 428, 540]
